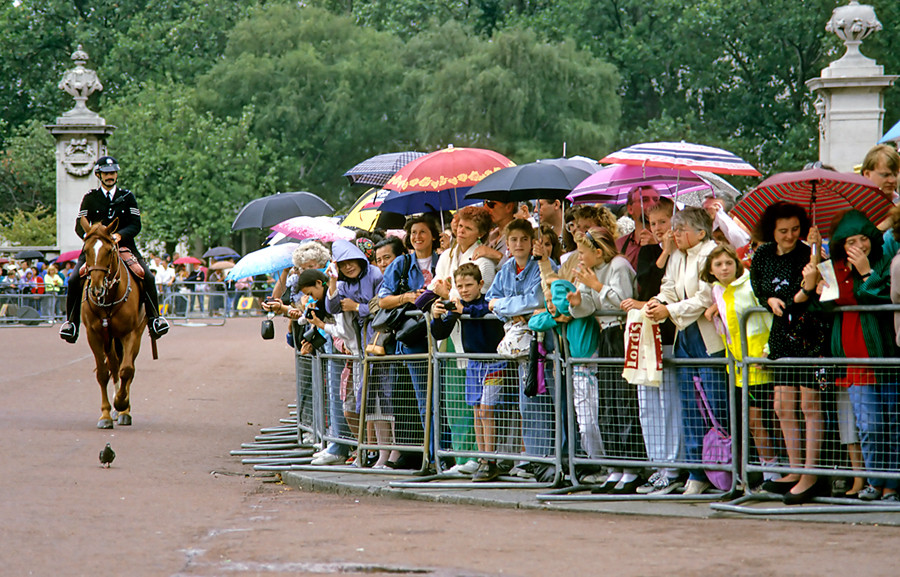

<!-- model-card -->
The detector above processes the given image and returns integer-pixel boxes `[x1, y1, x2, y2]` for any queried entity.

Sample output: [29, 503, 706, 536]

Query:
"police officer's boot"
[59, 275, 82, 344]
[143, 276, 169, 339]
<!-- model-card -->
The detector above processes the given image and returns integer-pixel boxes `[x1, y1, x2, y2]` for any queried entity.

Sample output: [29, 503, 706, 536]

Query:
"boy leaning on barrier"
[431, 263, 507, 482]
[486, 219, 557, 464]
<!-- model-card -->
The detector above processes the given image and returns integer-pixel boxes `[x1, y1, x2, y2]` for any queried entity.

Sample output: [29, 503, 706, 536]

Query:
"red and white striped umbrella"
[600, 141, 761, 177]
[731, 168, 893, 232]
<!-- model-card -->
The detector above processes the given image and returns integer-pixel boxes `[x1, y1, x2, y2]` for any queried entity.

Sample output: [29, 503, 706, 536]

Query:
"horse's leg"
[86, 329, 114, 429]
[114, 332, 142, 426]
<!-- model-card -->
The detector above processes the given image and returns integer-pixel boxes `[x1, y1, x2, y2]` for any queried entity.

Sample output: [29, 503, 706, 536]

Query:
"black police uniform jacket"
[75, 187, 143, 257]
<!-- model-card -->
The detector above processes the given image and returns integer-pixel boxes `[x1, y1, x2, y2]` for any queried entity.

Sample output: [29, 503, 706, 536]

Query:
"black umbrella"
[202, 246, 240, 259]
[465, 157, 601, 202]
[15, 249, 45, 260]
[231, 192, 334, 231]
[343, 151, 425, 188]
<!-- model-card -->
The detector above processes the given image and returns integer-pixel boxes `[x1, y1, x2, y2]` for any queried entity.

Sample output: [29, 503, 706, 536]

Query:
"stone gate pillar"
[45, 46, 116, 252]
[806, 1, 897, 172]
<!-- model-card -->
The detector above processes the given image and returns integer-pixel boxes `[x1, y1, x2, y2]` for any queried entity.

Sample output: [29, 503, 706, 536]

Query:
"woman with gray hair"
[646, 206, 727, 495]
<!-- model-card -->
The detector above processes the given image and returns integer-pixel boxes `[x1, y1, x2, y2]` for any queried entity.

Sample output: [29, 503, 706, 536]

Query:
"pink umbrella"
[173, 256, 202, 265]
[567, 164, 711, 205]
[54, 249, 83, 263]
[271, 216, 355, 243]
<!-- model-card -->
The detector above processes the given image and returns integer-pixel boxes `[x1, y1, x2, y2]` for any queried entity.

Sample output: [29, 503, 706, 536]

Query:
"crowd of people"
[1, 260, 74, 318]
[260, 143, 900, 501]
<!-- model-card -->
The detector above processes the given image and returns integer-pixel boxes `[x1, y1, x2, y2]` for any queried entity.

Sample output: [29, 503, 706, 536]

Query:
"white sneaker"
[311, 452, 345, 466]
[683, 479, 711, 496]
[446, 460, 480, 475]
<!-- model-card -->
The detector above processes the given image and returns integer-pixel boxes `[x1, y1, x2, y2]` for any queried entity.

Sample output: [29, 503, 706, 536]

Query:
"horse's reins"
[85, 240, 133, 312]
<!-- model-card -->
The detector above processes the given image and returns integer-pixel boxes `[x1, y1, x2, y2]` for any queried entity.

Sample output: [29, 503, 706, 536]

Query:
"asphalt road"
[2, 318, 899, 577]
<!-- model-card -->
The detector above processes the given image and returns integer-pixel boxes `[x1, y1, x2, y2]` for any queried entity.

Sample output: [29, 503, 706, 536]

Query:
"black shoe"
[761, 479, 796, 495]
[591, 478, 619, 494]
[783, 478, 827, 506]
[611, 476, 644, 495]
[59, 321, 78, 343]
[149, 317, 169, 338]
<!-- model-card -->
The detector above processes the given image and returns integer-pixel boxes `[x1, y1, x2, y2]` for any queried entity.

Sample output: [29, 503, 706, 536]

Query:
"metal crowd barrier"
[0, 292, 66, 326]
[159, 281, 228, 326]
[713, 305, 900, 515]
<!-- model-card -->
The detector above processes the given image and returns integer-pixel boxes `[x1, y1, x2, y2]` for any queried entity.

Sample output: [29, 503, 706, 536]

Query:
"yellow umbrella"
[339, 188, 383, 231]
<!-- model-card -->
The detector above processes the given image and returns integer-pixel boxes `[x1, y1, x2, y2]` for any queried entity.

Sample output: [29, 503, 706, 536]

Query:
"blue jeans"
[518, 359, 555, 457]
[324, 338, 351, 457]
[849, 381, 900, 490]
[674, 322, 727, 481]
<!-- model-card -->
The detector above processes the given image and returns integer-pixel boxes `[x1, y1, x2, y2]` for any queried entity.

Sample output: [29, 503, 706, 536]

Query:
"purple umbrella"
[567, 164, 711, 205]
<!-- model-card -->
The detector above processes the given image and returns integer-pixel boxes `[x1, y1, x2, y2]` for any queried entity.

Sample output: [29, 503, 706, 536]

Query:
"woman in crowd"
[646, 206, 726, 495]
[749, 201, 827, 504]
[377, 215, 441, 459]
[827, 210, 898, 502]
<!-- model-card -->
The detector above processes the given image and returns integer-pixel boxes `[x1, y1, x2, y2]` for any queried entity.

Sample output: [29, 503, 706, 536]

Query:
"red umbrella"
[731, 168, 894, 232]
[601, 141, 761, 177]
[381, 146, 515, 214]
[173, 256, 203, 266]
[54, 249, 82, 263]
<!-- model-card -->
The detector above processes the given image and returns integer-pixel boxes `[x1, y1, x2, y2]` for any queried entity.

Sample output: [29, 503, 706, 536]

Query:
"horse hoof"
[117, 413, 132, 426]
[97, 419, 114, 430]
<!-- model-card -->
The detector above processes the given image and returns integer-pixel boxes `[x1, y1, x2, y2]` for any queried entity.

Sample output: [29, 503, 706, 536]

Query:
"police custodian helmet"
[94, 156, 120, 173]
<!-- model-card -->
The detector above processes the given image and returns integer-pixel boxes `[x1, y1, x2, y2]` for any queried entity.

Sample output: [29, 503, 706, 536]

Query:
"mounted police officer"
[59, 156, 170, 343]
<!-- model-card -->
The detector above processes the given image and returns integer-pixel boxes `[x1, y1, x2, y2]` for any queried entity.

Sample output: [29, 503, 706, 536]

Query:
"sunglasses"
[484, 201, 499, 209]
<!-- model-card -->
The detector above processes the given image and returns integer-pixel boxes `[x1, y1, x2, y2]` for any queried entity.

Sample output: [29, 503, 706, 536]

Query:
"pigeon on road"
[99, 443, 115, 468]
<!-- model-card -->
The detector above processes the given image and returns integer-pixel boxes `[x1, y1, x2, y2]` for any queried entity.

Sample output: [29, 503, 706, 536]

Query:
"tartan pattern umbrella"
[731, 168, 894, 231]
[601, 141, 761, 176]
[343, 151, 426, 188]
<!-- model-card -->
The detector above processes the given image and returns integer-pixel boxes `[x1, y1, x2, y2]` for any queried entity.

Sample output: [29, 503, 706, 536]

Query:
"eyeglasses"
[484, 201, 499, 209]
[672, 226, 694, 235]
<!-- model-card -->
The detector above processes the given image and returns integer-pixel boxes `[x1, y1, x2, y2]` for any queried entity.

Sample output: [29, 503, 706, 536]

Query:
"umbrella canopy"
[343, 151, 426, 188]
[730, 168, 894, 232]
[231, 191, 334, 231]
[381, 146, 515, 214]
[600, 141, 761, 177]
[225, 242, 300, 281]
[173, 256, 202, 266]
[54, 249, 82, 263]
[466, 158, 601, 202]
[339, 188, 405, 231]
[567, 164, 711, 205]
[209, 260, 234, 271]
[202, 246, 240, 259]
[15, 249, 44, 260]
[879, 119, 900, 144]
[271, 216, 355, 243]
[0, 257, 9, 265]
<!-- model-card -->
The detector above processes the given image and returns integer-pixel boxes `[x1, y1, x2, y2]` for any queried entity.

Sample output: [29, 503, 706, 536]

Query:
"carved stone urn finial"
[58, 45, 103, 120]
[826, 1, 882, 64]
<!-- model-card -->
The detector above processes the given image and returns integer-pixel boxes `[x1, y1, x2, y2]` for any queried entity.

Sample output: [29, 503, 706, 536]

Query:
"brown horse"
[80, 218, 147, 429]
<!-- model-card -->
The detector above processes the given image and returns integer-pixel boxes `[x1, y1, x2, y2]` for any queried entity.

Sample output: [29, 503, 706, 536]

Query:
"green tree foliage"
[0, 120, 56, 213]
[0, 205, 56, 246]
[410, 25, 620, 160]
[103, 81, 276, 248]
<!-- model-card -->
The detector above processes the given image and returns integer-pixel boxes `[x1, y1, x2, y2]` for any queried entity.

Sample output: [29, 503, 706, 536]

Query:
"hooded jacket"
[325, 240, 383, 343]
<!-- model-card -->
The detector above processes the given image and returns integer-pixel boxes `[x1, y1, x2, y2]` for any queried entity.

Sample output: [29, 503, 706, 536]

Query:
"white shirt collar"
[103, 185, 117, 200]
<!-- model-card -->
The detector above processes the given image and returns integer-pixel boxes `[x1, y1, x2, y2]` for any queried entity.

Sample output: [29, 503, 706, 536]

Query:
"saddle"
[79, 248, 145, 280]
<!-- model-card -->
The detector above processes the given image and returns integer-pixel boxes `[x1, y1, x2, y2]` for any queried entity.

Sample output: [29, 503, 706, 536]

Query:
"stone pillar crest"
[58, 45, 103, 121]
[826, 1, 882, 64]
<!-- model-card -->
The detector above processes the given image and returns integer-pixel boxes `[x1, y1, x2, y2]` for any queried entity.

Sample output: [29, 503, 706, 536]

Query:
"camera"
[303, 324, 327, 350]
[439, 299, 457, 320]
[260, 311, 275, 340]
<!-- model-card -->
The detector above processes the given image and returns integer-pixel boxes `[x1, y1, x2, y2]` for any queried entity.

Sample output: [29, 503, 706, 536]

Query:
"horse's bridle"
[85, 240, 132, 309]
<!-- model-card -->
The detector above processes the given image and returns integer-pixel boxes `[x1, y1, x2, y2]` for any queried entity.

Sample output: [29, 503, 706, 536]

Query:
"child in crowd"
[702, 243, 778, 481]
[487, 219, 556, 460]
[431, 263, 507, 482]
[568, 227, 646, 494]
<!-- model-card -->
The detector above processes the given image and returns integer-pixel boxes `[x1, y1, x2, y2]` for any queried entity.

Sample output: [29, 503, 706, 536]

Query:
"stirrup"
[59, 321, 78, 343]
[149, 317, 169, 338]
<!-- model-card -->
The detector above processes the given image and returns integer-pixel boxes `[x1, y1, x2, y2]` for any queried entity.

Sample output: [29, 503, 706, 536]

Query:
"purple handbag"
[694, 376, 733, 491]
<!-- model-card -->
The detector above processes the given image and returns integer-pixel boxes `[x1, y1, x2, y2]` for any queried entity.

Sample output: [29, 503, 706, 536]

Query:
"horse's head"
[81, 217, 119, 301]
